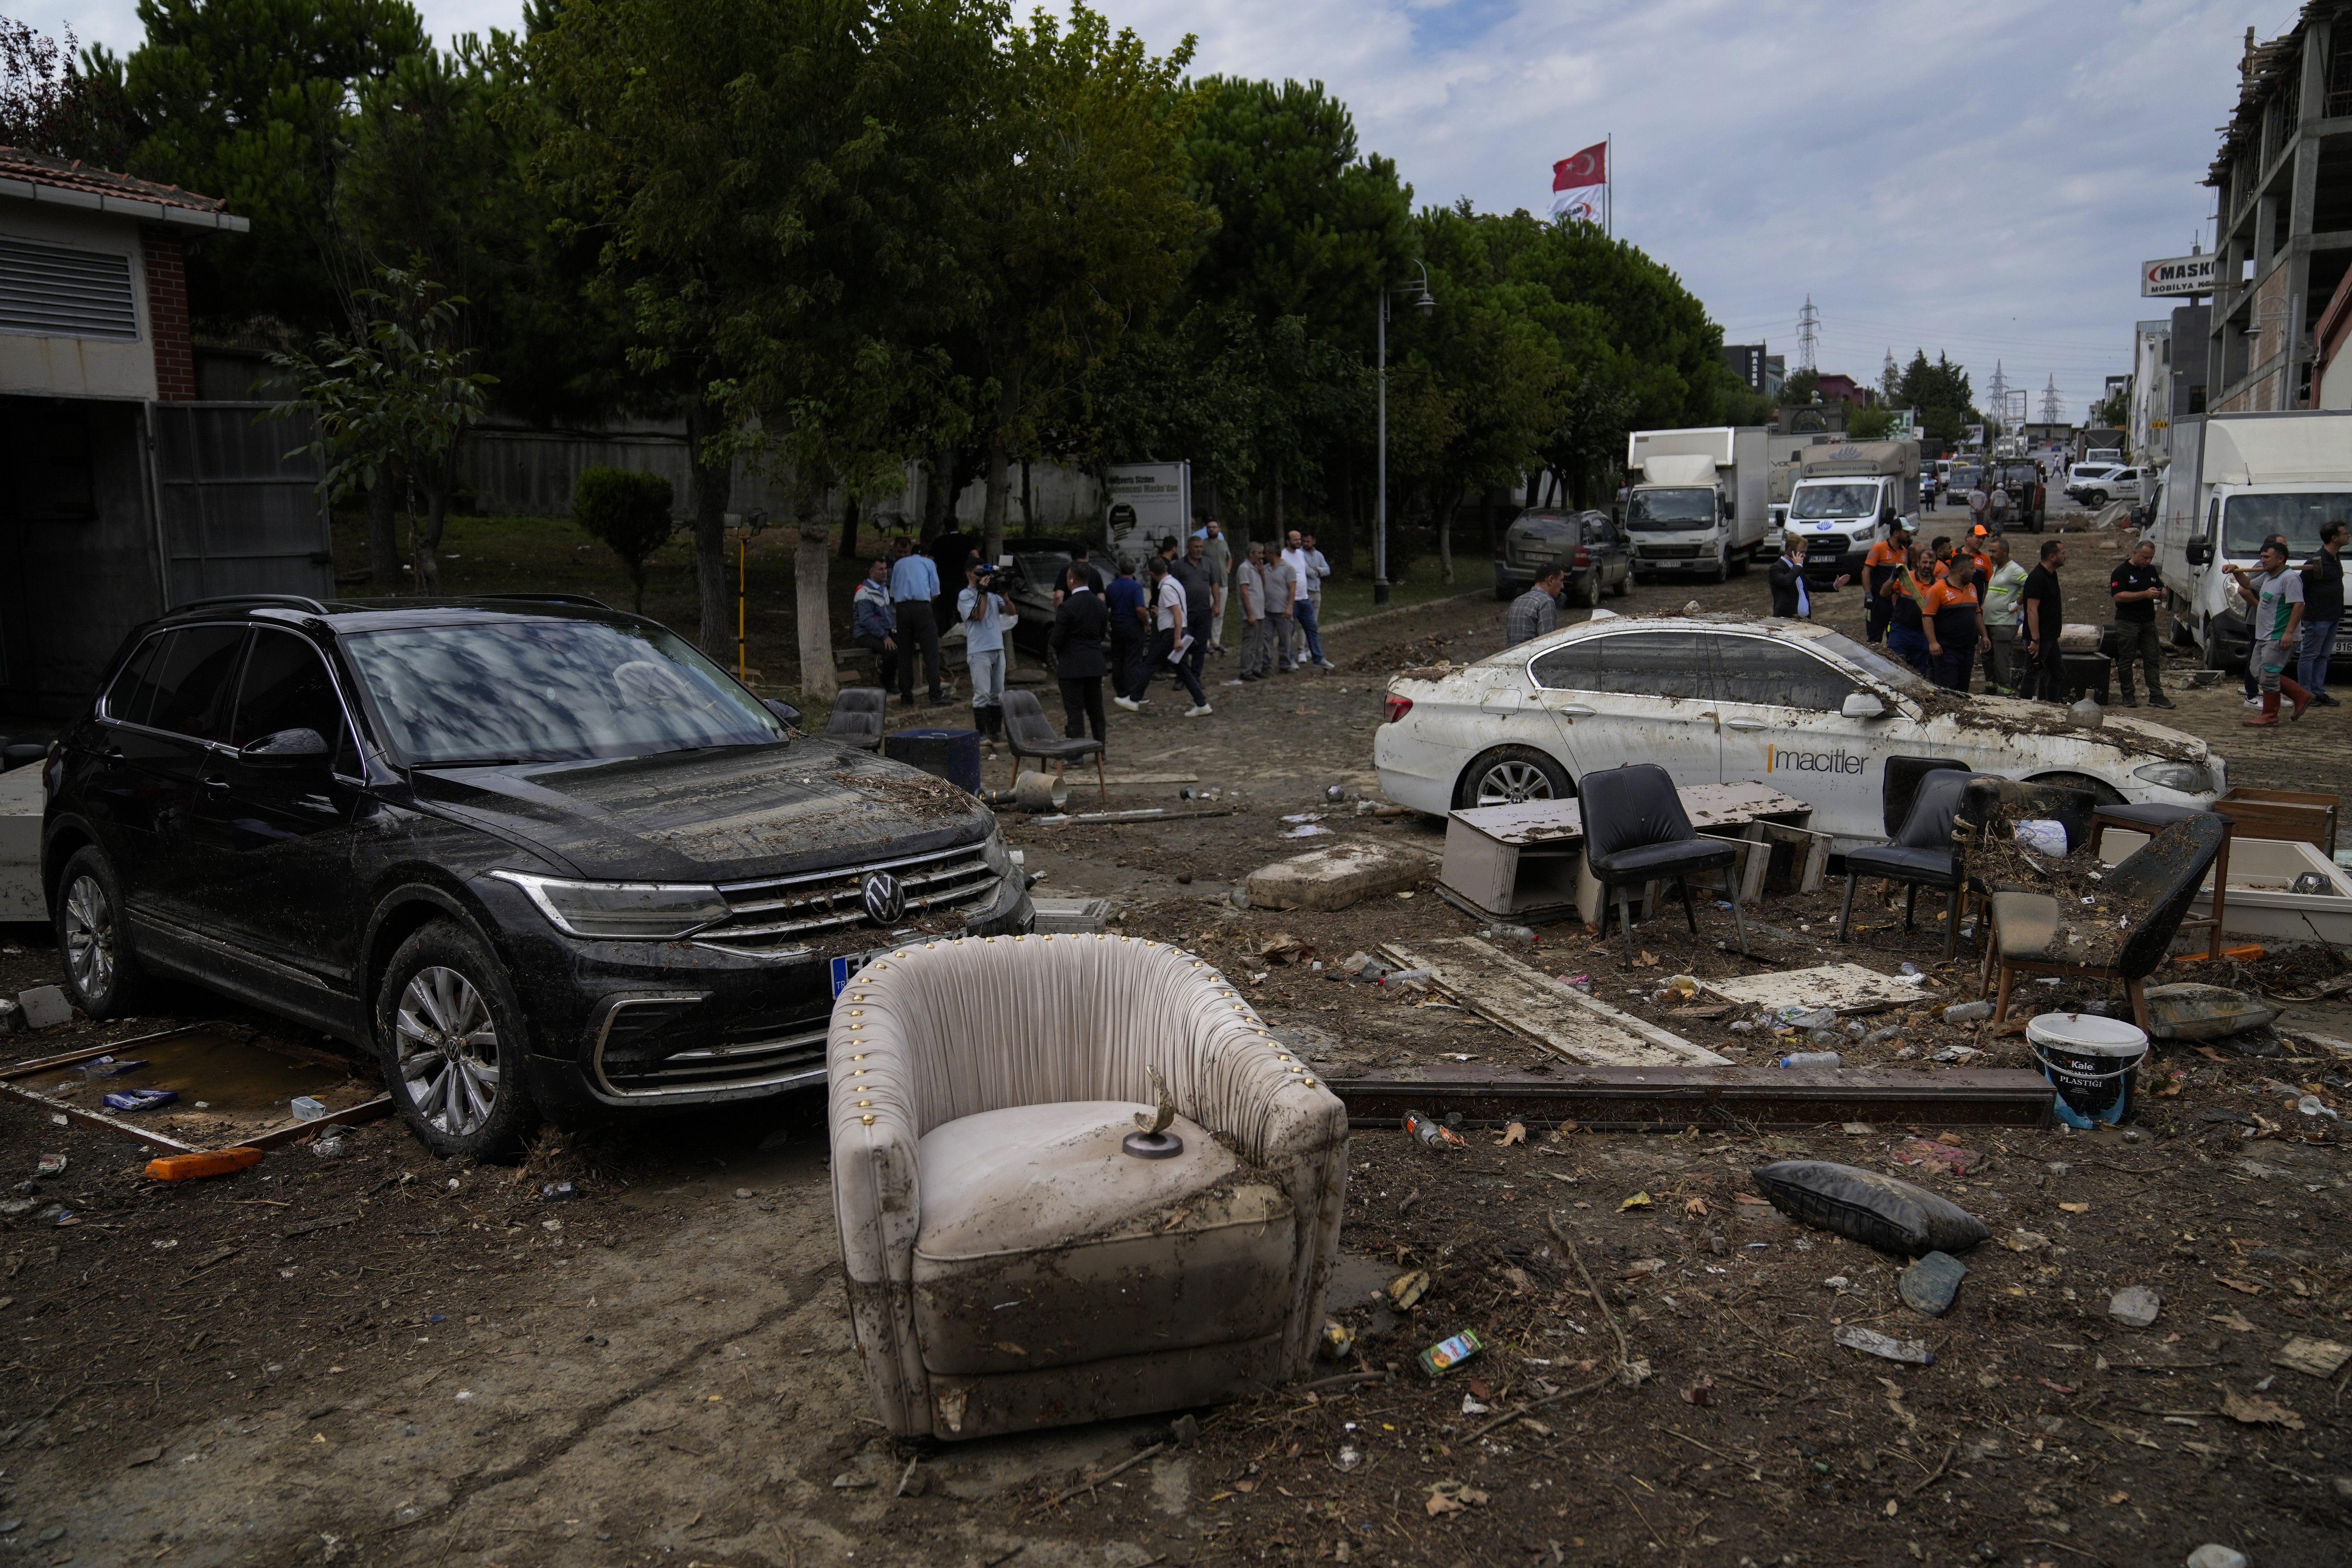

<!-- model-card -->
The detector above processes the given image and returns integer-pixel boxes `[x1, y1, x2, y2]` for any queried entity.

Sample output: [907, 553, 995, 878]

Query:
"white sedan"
[1373, 614, 2225, 848]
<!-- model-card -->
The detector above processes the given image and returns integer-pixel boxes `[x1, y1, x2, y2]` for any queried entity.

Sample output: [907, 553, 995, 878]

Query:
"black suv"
[39, 595, 1031, 1157]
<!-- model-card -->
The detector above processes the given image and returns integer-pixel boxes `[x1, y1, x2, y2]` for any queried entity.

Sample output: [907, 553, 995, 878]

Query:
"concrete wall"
[0, 203, 159, 401]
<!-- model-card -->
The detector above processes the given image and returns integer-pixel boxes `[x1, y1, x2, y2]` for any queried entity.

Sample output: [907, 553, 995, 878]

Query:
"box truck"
[1783, 441, 1921, 583]
[2151, 410, 2352, 672]
[1623, 426, 1770, 581]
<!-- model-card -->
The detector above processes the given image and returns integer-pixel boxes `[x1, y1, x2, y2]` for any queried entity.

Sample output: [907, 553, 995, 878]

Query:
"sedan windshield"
[1624, 488, 1716, 530]
[2222, 493, 2349, 558]
[344, 618, 785, 766]
[1791, 483, 1877, 519]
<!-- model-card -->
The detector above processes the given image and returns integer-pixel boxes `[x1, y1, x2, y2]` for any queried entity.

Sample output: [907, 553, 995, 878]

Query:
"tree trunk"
[413, 479, 447, 596]
[1019, 459, 1033, 534]
[982, 364, 1021, 564]
[1437, 489, 1458, 584]
[1273, 464, 1285, 534]
[686, 396, 734, 660]
[367, 474, 400, 587]
[838, 492, 862, 559]
[923, 442, 952, 542]
[793, 500, 837, 701]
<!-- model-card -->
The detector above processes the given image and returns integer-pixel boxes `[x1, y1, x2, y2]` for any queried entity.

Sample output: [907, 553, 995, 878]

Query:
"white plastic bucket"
[2027, 1011, 2148, 1129]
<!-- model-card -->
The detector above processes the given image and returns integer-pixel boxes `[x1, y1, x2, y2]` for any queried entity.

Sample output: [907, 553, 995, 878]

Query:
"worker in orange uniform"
[1862, 520, 1913, 646]
[1922, 561, 1986, 692]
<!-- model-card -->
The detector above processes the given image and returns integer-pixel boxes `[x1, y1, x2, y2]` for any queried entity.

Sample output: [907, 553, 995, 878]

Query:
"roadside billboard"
[2142, 254, 2218, 298]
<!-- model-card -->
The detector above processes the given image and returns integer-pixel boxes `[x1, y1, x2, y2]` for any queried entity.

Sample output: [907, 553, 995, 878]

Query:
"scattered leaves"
[1620, 1192, 1653, 1212]
[2213, 1276, 2262, 1295]
[1496, 1122, 1527, 1147]
[1680, 1377, 1715, 1407]
[2220, 1388, 2304, 1430]
[2057, 1202, 2089, 1214]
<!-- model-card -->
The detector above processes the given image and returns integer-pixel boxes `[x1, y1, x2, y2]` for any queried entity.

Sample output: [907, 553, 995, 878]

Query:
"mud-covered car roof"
[149, 594, 641, 634]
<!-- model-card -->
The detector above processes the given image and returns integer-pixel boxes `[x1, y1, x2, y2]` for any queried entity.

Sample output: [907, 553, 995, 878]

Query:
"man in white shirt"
[1303, 531, 1334, 667]
[957, 561, 1012, 739]
[1115, 558, 1210, 714]
[1282, 530, 1335, 670]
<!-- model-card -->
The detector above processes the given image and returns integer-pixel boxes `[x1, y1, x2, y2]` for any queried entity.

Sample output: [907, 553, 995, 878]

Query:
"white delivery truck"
[1783, 441, 1921, 583]
[2152, 410, 2352, 671]
[1623, 426, 1770, 581]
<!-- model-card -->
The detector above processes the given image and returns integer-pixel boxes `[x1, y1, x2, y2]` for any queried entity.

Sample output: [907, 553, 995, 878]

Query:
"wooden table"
[1439, 781, 1818, 925]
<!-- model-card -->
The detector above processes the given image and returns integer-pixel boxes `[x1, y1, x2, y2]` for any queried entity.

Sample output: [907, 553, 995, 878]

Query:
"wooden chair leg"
[2126, 974, 2151, 1034]
[2206, 828, 2231, 961]
[1941, 885, 1960, 961]
[1677, 876, 1698, 934]
[1617, 885, 1635, 966]
[1725, 872, 1750, 957]
[1837, 872, 1859, 943]
[1992, 961, 2017, 1024]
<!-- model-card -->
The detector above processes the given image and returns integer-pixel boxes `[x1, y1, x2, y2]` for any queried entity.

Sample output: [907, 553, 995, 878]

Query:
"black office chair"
[1579, 763, 1749, 965]
[822, 687, 887, 751]
[1837, 769, 1984, 957]
[1001, 689, 1106, 804]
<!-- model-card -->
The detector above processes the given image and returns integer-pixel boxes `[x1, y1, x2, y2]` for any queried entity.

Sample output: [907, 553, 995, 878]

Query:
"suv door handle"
[200, 776, 230, 796]
[1724, 719, 1767, 732]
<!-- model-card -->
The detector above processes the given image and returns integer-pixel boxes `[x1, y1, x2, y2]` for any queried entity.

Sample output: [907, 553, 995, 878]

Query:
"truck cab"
[1623, 427, 1769, 583]
[2155, 412, 2352, 673]
[1783, 441, 1921, 583]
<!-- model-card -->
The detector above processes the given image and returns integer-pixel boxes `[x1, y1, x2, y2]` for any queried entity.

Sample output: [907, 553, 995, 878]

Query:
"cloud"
[39, 0, 2308, 417]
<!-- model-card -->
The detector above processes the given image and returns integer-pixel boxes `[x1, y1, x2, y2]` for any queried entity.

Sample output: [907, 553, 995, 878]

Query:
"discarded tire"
[1750, 1160, 1989, 1257]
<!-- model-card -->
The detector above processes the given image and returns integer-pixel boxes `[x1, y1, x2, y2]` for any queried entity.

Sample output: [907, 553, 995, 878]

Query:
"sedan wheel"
[1455, 745, 1573, 810]
[395, 965, 502, 1137]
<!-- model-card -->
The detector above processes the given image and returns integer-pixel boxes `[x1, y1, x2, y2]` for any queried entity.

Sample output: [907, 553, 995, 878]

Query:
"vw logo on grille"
[861, 872, 906, 926]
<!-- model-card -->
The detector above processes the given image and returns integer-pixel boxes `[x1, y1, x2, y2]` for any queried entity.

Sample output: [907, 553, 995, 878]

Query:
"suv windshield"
[1624, 488, 1716, 530]
[343, 618, 784, 766]
[1791, 483, 1877, 519]
[2222, 493, 2350, 558]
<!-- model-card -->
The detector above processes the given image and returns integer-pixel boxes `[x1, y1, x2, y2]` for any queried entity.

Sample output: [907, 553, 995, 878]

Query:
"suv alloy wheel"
[374, 920, 539, 1160]
[53, 845, 149, 1018]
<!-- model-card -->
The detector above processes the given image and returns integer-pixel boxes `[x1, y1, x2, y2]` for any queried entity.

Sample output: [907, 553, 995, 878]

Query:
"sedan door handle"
[1724, 719, 1768, 732]
[1554, 703, 1596, 717]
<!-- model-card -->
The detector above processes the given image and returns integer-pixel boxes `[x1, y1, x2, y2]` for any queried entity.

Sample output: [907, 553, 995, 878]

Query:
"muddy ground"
[2, 508, 2349, 1568]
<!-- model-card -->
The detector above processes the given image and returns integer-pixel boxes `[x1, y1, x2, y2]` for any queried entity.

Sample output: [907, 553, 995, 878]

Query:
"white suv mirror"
[1841, 692, 1887, 720]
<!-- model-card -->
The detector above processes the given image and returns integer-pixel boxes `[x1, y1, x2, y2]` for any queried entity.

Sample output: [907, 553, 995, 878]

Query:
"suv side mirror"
[1841, 692, 1888, 720]
[239, 727, 330, 765]
[763, 698, 804, 729]
[2186, 538, 2213, 566]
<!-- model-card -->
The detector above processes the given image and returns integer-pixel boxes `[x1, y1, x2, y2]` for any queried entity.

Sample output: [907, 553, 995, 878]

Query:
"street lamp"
[1375, 262, 1435, 607]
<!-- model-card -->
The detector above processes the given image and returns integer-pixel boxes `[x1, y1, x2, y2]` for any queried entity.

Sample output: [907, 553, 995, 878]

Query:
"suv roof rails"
[171, 594, 332, 614]
[469, 593, 616, 611]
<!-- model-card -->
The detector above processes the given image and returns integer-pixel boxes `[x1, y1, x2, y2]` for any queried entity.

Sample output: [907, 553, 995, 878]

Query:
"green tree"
[1847, 402, 1897, 440]
[1896, 349, 1978, 444]
[0, 17, 131, 163]
[269, 264, 493, 592]
[573, 467, 677, 610]
[961, 5, 1208, 564]
[111, 0, 428, 331]
[1777, 366, 1821, 406]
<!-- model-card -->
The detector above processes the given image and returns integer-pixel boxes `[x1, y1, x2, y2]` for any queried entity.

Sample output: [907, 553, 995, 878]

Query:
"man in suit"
[1768, 536, 1848, 619]
[1049, 563, 1109, 742]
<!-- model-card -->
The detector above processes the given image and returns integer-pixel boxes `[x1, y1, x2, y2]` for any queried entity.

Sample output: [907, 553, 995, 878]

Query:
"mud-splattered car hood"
[410, 739, 991, 882]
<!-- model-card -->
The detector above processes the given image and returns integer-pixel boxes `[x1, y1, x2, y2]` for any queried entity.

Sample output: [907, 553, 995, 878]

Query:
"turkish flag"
[1552, 142, 1607, 191]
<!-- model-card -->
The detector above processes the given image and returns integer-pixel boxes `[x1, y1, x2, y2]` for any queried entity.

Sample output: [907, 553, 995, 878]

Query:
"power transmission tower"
[1987, 359, 2008, 420]
[1796, 296, 1819, 372]
[1880, 346, 1900, 402]
[2039, 375, 2062, 424]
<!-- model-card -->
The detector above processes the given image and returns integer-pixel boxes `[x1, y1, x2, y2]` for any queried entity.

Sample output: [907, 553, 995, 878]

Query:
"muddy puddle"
[24, 1029, 379, 1145]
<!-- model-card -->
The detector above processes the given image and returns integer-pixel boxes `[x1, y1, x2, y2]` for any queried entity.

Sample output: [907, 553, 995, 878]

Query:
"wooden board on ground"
[1380, 936, 1726, 1068]
[1698, 962, 1928, 1016]
[1331, 1061, 2057, 1130]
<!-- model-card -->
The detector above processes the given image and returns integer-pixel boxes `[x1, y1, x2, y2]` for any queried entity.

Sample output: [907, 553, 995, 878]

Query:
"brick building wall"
[142, 228, 196, 401]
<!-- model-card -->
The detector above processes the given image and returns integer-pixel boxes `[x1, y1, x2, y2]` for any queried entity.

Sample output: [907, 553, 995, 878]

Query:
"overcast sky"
[39, 0, 2306, 420]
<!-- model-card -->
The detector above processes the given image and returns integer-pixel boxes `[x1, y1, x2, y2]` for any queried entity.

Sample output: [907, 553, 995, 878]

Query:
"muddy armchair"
[828, 933, 1348, 1442]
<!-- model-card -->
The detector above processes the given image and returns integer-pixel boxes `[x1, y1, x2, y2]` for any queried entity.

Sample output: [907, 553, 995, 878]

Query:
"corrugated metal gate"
[151, 402, 334, 606]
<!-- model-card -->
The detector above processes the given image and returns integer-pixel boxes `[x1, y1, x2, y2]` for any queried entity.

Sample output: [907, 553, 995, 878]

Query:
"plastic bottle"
[1403, 1110, 1465, 1149]
[1774, 1051, 1843, 1069]
[145, 1147, 264, 1181]
[1939, 1001, 1994, 1024]
[1380, 968, 1431, 987]
[1480, 925, 1538, 945]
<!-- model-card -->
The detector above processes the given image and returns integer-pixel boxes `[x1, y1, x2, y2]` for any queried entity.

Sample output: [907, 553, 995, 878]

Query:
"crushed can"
[1404, 1110, 1465, 1150]
[1418, 1328, 1483, 1378]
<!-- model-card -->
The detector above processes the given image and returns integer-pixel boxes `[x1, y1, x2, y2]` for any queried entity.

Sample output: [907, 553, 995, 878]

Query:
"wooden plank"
[1378, 936, 1725, 1068]
[1697, 961, 1928, 1015]
[0, 1080, 201, 1152]
[1758, 820, 1834, 895]
[1331, 1061, 2057, 1130]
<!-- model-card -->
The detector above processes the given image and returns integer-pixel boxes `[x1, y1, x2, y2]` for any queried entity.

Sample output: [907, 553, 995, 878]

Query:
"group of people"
[847, 522, 1341, 754]
[2224, 520, 2345, 724]
[1826, 520, 2080, 702]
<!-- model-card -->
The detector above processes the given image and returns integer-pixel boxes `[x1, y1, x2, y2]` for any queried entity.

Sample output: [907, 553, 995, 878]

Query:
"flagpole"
[1606, 132, 1613, 239]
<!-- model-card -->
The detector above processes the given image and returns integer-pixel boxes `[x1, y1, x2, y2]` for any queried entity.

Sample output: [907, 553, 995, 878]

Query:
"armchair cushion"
[912, 1101, 1295, 1375]
[1586, 837, 1737, 882]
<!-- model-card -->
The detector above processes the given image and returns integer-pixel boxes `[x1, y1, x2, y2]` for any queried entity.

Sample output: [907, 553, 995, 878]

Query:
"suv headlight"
[491, 871, 730, 939]
[2132, 761, 2210, 794]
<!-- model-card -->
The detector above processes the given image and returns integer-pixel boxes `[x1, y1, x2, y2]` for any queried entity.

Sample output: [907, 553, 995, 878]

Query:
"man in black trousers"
[2021, 538, 2068, 702]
